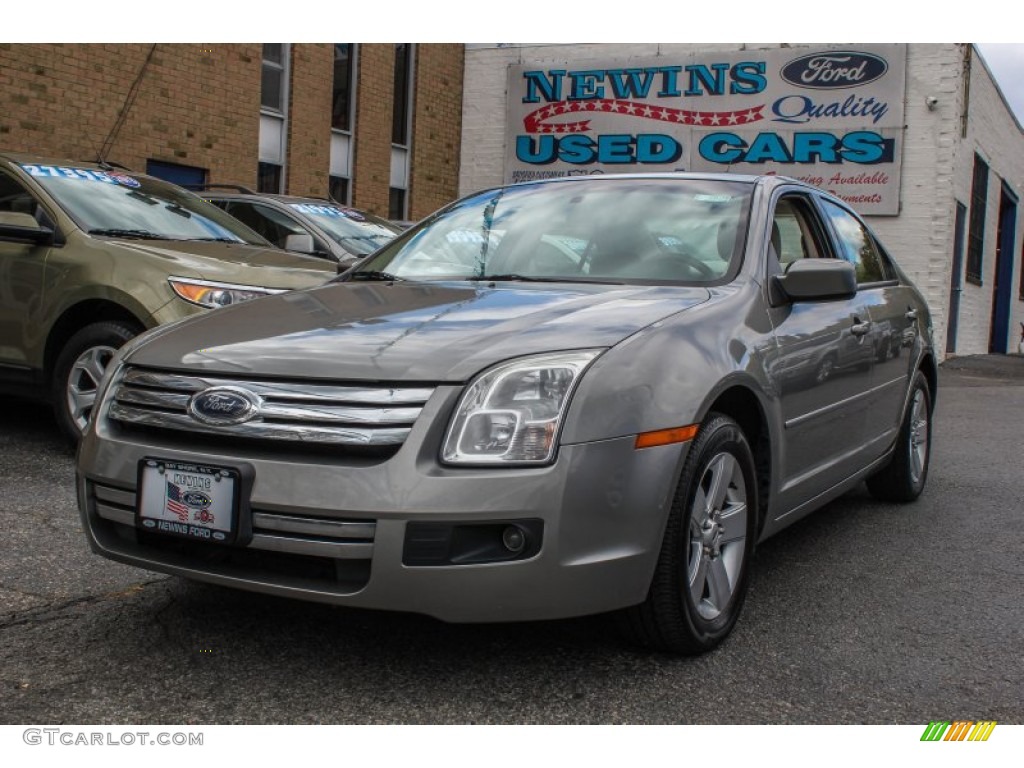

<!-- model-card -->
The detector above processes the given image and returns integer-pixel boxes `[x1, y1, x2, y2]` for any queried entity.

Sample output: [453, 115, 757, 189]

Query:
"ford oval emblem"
[188, 386, 261, 426]
[183, 491, 212, 507]
[780, 51, 888, 89]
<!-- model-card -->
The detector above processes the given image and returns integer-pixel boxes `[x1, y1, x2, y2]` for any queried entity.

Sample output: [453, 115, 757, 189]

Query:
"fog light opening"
[501, 525, 527, 554]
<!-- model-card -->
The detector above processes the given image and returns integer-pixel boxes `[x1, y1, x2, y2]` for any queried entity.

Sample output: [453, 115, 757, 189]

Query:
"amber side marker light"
[634, 424, 699, 449]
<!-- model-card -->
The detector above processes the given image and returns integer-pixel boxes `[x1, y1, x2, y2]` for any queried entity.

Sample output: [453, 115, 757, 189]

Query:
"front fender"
[561, 281, 777, 445]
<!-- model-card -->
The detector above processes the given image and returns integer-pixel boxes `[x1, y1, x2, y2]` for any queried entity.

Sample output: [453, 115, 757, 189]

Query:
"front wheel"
[617, 413, 757, 654]
[52, 320, 140, 443]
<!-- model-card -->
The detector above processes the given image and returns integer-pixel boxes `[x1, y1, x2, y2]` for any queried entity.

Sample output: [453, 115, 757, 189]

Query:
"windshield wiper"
[467, 273, 628, 285]
[344, 270, 405, 282]
[466, 273, 545, 282]
[88, 228, 176, 241]
[184, 237, 241, 243]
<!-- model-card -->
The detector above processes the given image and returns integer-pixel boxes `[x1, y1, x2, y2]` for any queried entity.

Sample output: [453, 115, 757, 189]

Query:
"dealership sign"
[505, 45, 906, 214]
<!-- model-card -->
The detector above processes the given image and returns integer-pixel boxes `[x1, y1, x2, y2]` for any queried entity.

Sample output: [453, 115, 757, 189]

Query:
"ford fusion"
[77, 174, 936, 653]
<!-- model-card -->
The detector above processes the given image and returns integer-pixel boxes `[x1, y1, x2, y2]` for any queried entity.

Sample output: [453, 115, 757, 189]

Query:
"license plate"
[137, 459, 240, 544]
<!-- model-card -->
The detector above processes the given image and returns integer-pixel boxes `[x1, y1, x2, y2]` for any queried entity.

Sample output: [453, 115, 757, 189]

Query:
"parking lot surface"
[1, 357, 1022, 724]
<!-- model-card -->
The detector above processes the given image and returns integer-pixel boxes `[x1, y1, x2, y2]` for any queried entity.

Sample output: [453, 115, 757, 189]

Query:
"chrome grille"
[91, 481, 376, 560]
[108, 368, 434, 446]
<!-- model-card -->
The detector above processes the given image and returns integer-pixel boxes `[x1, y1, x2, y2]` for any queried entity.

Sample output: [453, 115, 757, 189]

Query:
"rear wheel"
[52, 320, 140, 443]
[866, 370, 932, 502]
[617, 413, 757, 654]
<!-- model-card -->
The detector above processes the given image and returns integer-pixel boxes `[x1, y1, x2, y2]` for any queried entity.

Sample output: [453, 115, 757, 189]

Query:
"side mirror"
[284, 232, 316, 254]
[771, 259, 856, 305]
[0, 212, 54, 246]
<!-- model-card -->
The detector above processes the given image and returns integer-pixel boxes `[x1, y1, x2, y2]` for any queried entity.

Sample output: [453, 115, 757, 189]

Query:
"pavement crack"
[0, 579, 169, 631]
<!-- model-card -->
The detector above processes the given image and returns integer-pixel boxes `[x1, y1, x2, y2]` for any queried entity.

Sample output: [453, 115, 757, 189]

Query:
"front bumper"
[77, 388, 688, 623]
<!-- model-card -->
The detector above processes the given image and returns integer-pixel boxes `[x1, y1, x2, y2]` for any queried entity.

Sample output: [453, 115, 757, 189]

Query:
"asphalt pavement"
[1, 356, 1021, 724]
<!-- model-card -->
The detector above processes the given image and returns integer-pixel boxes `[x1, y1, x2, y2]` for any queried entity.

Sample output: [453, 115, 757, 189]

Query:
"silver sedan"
[77, 174, 935, 654]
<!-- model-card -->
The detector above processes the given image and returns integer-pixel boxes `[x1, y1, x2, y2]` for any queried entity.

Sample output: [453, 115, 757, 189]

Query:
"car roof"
[0, 151, 142, 173]
[485, 172, 850, 211]
[198, 188, 343, 207]
[494, 171, 806, 191]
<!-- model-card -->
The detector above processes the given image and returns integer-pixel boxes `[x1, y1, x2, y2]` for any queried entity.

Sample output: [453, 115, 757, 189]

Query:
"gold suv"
[0, 153, 334, 441]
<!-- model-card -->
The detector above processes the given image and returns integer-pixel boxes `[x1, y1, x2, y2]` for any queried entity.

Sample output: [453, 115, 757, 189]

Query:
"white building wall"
[461, 43, 1024, 357]
[949, 46, 1024, 356]
[865, 44, 962, 355]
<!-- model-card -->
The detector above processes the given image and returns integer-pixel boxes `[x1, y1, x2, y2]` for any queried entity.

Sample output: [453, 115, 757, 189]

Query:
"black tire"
[52, 320, 140, 444]
[866, 370, 932, 502]
[616, 413, 758, 654]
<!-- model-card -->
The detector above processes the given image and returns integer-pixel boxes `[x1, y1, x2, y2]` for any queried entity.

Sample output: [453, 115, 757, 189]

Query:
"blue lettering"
[841, 131, 886, 164]
[684, 63, 730, 96]
[731, 62, 767, 94]
[745, 133, 793, 164]
[697, 131, 889, 165]
[522, 70, 565, 104]
[792, 133, 839, 163]
[606, 68, 657, 99]
[568, 70, 605, 101]
[771, 95, 813, 124]
[515, 135, 558, 164]
[657, 67, 683, 97]
[699, 133, 746, 163]
[636, 134, 682, 164]
[558, 135, 597, 164]
[597, 134, 636, 164]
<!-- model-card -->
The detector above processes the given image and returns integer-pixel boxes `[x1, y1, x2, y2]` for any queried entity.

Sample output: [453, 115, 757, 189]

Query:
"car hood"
[126, 281, 711, 381]
[106, 239, 334, 289]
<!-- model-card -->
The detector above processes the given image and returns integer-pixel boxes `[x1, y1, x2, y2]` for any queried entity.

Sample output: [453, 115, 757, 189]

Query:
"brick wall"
[285, 44, 333, 197]
[351, 44, 394, 217]
[0, 42, 464, 219]
[0, 43, 261, 186]
[409, 44, 464, 219]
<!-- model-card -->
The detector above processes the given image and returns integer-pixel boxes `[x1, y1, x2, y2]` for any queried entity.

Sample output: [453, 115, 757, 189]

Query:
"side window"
[0, 172, 54, 229]
[819, 199, 891, 284]
[769, 196, 828, 272]
[225, 201, 305, 249]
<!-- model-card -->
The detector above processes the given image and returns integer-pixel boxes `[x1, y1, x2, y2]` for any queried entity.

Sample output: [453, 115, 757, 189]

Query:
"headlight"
[168, 277, 285, 309]
[442, 350, 602, 466]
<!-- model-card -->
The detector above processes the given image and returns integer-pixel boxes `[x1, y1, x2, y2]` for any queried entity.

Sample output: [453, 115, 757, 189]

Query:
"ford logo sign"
[781, 51, 888, 89]
[183, 491, 212, 507]
[188, 386, 261, 426]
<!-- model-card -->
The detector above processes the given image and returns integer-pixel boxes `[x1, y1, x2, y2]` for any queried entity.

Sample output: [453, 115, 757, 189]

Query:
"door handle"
[905, 309, 918, 321]
[851, 319, 872, 337]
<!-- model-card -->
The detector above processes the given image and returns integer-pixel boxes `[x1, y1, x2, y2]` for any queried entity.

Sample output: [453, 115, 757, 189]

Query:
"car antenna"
[96, 44, 158, 166]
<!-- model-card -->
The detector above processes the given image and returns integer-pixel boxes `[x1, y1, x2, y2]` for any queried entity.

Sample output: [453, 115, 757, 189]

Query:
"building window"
[330, 176, 350, 205]
[258, 162, 282, 194]
[390, 44, 414, 220]
[145, 160, 207, 189]
[259, 44, 289, 194]
[330, 44, 356, 204]
[332, 44, 354, 132]
[389, 188, 406, 221]
[261, 44, 287, 113]
[392, 43, 412, 145]
[965, 153, 989, 285]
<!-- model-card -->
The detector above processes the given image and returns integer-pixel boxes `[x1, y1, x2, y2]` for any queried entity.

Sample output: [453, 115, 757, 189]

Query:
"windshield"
[20, 164, 270, 244]
[289, 203, 401, 255]
[354, 178, 753, 284]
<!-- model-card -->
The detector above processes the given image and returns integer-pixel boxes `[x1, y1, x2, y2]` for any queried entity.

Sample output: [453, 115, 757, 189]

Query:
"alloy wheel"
[908, 389, 929, 486]
[65, 345, 117, 433]
[687, 452, 748, 621]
